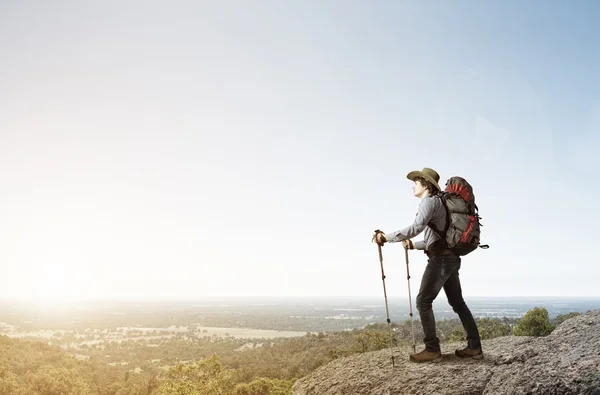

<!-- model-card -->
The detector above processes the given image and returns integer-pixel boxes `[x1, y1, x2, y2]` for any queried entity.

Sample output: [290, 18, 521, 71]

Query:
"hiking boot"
[409, 348, 443, 363]
[455, 346, 483, 360]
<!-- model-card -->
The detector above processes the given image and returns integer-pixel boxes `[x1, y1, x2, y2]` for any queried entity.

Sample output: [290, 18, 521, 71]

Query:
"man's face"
[413, 180, 426, 197]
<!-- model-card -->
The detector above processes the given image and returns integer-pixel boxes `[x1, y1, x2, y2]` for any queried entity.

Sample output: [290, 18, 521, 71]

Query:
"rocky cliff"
[292, 310, 600, 395]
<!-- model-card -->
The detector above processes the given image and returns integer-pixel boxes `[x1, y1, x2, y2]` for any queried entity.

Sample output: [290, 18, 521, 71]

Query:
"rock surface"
[292, 310, 600, 395]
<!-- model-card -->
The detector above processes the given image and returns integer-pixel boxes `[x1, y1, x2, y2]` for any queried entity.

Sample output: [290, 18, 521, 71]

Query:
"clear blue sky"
[1, 1, 599, 301]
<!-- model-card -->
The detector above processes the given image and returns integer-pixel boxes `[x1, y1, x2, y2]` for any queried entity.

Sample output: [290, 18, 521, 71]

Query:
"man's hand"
[372, 229, 387, 246]
[402, 239, 415, 250]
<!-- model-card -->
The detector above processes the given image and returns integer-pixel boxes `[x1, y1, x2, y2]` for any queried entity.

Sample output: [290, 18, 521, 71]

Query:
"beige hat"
[406, 167, 442, 191]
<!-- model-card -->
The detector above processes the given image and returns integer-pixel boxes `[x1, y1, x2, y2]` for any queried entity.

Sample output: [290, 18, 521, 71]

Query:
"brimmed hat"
[406, 167, 442, 191]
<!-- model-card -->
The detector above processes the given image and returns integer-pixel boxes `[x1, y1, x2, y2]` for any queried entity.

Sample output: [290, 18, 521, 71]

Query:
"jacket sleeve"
[385, 198, 437, 243]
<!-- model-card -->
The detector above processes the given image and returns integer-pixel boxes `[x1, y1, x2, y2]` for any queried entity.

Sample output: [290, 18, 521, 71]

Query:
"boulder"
[292, 310, 600, 395]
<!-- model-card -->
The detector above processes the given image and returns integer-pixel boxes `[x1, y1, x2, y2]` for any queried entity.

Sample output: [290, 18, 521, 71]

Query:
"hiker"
[372, 167, 483, 363]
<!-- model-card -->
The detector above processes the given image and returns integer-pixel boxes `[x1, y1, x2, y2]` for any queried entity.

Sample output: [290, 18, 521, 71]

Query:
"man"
[372, 167, 482, 363]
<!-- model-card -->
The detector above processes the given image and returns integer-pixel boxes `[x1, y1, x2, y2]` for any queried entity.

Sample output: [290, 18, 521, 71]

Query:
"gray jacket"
[385, 195, 447, 251]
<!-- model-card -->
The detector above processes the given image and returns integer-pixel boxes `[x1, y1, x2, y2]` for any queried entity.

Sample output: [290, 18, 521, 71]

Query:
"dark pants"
[416, 254, 481, 352]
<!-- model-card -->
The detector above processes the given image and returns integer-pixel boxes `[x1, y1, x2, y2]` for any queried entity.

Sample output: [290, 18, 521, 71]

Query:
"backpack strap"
[427, 194, 450, 248]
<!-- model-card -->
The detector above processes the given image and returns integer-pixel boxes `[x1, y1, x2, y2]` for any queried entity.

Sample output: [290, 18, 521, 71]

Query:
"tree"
[477, 318, 512, 340]
[513, 307, 555, 337]
[154, 354, 236, 395]
[351, 330, 393, 353]
[24, 366, 92, 395]
[0, 371, 20, 395]
[234, 377, 295, 395]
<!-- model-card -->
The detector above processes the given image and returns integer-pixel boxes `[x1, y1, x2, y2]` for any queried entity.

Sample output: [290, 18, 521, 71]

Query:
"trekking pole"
[374, 230, 396, 367]
[405, 246, 416, 354]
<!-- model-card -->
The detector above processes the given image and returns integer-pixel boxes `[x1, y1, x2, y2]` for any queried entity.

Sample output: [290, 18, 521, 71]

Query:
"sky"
[1, 0, 599, 301]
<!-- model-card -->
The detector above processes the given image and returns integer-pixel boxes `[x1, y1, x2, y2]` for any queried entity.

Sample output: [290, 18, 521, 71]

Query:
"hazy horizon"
[2, 1, 599, 301]
[3, 295, 600, 305]
[3, 295, 599, 331]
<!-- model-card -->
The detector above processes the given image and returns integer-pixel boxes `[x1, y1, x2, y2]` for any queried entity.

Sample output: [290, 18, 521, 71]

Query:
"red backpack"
[429, 177, 489, 256]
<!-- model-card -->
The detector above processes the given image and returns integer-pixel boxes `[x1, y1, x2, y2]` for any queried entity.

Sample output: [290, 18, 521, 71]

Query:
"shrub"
[513, 307, 555, 337]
